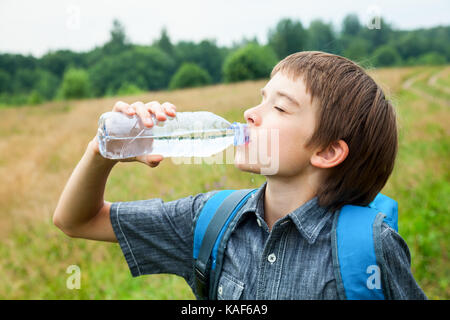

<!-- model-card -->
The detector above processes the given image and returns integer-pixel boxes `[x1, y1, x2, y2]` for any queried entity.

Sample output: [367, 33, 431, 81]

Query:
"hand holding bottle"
[89, 100, 177, 167]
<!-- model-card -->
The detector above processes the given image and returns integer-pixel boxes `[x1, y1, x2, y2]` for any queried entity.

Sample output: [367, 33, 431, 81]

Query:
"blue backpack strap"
[332, 193, 398, 300]
[193, 189, 256, 299]
[369, 193, 398, 232]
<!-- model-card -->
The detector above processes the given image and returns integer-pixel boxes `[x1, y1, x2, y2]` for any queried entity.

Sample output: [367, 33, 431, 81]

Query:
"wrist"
[86, 139, 118, 169]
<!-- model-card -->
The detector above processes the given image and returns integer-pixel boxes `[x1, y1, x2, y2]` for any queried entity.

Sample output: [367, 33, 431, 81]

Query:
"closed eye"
[274, 106, 285, 113]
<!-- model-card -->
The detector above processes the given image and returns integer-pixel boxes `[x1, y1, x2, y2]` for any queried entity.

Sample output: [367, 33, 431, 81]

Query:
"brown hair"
[271, 51, 398, 212]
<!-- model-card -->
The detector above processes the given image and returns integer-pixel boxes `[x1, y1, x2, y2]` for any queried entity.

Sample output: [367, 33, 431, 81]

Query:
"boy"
[53, 51, 426, 299]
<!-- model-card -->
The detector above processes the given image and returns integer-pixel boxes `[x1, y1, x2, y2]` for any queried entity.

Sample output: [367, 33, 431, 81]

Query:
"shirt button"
[267, 253, 276, 264]
[218, 285, 223, 295]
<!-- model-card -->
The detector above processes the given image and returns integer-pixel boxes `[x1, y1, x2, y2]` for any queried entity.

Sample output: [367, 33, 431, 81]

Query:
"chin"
[233, 156, 282, 176]
[233, 142, 282, 175]
[233, 160, 261, 174]
[234, 144, 259, 173]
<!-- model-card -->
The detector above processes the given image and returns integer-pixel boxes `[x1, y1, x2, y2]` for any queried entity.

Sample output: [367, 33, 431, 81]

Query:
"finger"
[146, 101, 167, 121]
[147, 154, 163, 167]
[161, 102, 177, 117]
[113, 101, 134, 114]
[132, 101, 153, 127]
[148, 160, 161, 168]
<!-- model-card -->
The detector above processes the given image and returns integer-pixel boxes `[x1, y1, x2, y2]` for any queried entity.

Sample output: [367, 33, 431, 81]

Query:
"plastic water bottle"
[97, 111, 249, 159]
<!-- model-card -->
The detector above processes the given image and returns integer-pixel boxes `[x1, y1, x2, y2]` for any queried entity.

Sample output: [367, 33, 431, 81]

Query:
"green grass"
[384, 70, 450, 299]
[412, 69, 450, 101]
[0, 66, 448, 299]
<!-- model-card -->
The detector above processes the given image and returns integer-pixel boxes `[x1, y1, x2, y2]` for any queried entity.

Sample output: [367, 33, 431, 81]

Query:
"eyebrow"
[261, 88, 300, 107]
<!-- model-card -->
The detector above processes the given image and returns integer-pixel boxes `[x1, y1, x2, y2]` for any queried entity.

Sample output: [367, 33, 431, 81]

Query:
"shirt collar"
[240, 181, 332, 244]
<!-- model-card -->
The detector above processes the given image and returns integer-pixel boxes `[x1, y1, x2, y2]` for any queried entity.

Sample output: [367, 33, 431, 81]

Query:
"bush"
[223, 44, 278, 83]
[0, 69, 11, 93]
[342, 38, 370, 63]
[169, 63, 212, 89]
[88, 46, 175, 96]
[268, 18, 308, 59]
[174, 40, 227, 83]
[114, 83, 144, 96]
[0, 92, 28, 106]
[34, 70, 60, 100]
[372, 45, 402, 67]
[416, 52, 447, 65]
[27, 90, 44, 105]
[61, 68, 91, 99]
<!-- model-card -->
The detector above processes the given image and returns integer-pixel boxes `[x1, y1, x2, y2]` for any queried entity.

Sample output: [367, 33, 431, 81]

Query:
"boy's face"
[235, 72, 318, 177]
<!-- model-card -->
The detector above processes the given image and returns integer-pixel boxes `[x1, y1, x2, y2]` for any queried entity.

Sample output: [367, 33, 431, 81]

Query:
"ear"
[310, 140, 349, 169]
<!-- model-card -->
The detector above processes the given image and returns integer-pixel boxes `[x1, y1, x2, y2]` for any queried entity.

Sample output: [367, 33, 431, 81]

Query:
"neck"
[263, 170, 321, 230]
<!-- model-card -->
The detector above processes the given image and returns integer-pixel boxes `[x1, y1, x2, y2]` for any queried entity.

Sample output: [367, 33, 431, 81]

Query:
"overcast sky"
[1, 0, 449, 57]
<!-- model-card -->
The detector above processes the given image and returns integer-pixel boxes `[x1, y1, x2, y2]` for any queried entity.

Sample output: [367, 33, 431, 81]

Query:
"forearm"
[53, 142, 117, 231]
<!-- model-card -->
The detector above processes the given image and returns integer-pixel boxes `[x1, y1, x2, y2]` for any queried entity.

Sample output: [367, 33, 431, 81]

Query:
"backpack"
[193, 189, 398, 300]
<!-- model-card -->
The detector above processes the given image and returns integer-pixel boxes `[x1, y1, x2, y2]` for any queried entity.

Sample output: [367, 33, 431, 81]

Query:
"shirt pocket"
[217, 273, 245, 300]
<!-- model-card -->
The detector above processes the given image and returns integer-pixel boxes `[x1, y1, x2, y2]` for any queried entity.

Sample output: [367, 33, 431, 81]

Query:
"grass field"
[0, 66, 448, 299]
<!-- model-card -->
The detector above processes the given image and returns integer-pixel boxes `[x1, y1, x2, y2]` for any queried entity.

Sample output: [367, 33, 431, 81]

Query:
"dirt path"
[428, 69, 450, 95]
[402, 68, 450, 107]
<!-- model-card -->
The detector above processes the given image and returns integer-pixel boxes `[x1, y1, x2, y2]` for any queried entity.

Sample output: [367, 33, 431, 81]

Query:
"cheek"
[233, 118, 315, 175]
[279, 129, 306, 157]
[276, 124, 315, 169]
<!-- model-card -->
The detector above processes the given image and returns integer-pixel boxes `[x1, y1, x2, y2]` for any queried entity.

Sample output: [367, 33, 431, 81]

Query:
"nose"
[244, 106, 261, 127]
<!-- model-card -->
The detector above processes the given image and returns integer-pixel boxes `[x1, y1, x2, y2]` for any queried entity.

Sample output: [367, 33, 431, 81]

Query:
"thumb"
[146, 154, 164, 167]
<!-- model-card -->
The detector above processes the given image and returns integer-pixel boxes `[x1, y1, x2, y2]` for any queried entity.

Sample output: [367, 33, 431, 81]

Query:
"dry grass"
[0, 66, 448, 299]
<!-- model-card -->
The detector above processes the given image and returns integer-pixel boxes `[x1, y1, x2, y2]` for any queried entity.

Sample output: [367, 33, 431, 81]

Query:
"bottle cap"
[230, 122, 250, 146]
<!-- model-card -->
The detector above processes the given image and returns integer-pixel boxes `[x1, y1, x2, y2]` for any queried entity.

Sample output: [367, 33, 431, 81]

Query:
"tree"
[12, 69, 38, 93]
[110, 19, 126, 45]
[174, 40, 227, 83]
[342, 14, 362, 37]
[372, 45, 402, 66]
[416, 52, 446, 65]
[359, 18, 393, 53]
[426, 26, 450, 61]
[27, 90, 44, 105]
[61, 68, 91, 99]
[116, 82, 143, 96]
[268, 18, 308, 59]
[0, 53, 36, 78]
[34, 70, 60, 99]
[223, 44, 278, 83]
[342, 38, 370, 63]
[39, 50, 84, 78]
[0, 70, 11, 93]
[169, 63, 212, 89]
[103, 19, 130, 55]
[155, 27, 174, 56]
[307, 19, 337, 53]
[89, 46, 175, 96]
[394, 31, 427, 61]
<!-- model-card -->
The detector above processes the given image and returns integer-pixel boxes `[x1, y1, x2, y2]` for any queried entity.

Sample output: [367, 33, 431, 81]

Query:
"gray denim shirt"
[110, 182, 427, 300]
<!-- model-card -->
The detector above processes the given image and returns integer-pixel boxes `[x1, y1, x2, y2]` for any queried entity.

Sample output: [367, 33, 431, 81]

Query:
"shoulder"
[379, 222, 411, 264]
[192, 190, 222, 216]
[378, 222, 428, 299]
[191, 189, 221, 224]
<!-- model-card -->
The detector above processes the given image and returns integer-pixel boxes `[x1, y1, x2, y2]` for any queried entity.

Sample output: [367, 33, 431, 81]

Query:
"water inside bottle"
[97, 111, 249, 159]
[99, 126, 239, 159]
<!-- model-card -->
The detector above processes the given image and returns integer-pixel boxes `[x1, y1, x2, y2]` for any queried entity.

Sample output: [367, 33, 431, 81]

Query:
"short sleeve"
[380, 223, 427, 300]
[110, 190, 219, 283]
